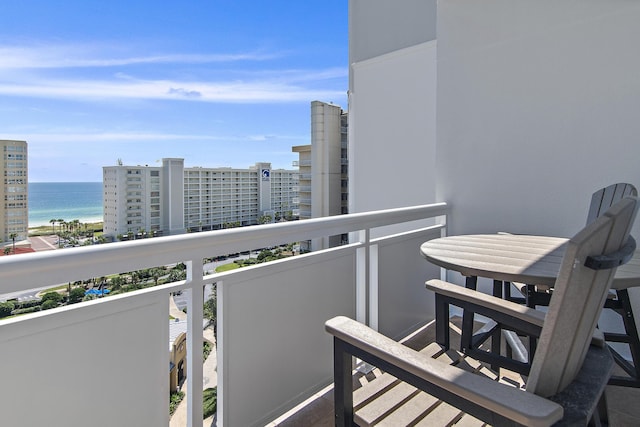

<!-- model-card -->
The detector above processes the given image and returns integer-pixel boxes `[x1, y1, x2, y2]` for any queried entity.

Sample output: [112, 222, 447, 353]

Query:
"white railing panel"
[0, 202, 448, 427]
[218, 246, 357, 427]
[374, 225, 444, 340]
[0, 290, 169, 427]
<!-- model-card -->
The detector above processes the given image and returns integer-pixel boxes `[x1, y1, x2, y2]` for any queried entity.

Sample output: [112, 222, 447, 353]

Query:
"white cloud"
[0, 43, 346, 104]
[9, 131, 305, 144]
[0, 44, 278, 69]
[0, 74, 345, 103]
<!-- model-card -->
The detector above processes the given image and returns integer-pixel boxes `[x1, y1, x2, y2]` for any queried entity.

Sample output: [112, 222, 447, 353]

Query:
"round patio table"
[420, 233, 640, 388]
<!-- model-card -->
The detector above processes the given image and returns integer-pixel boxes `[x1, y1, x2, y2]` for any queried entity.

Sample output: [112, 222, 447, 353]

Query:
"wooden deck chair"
[327, 197, 638, 426]
[511, 182, 637, 308]
[508, 183, 640, 387]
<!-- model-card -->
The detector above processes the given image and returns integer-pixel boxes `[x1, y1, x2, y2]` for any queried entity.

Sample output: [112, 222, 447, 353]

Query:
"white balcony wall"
[0, 291, 169, 427]
[217, 247, 357, 427]
[373, 225, 443, 339]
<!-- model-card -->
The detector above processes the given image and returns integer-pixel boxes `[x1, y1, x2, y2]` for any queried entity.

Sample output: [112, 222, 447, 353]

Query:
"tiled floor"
[273, 319, 640, 426]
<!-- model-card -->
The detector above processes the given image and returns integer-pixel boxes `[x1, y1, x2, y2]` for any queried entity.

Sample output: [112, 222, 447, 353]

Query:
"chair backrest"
[586, 183, 637, 225]
[527, 197, 639, 397]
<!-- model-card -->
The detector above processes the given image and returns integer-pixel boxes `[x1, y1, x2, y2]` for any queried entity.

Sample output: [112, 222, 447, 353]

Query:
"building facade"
[1, 140, 28, 244]
[292, 101, 348, 250]
[103, 159, 298, 239]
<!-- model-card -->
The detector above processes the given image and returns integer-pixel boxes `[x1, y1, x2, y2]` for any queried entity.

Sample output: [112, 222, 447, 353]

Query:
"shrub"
[203, 387, 217, 419]
[169, 391, 185, 416]
[0, 301, 15, 318]
[15, 299, 41, 309]
[203, 340, 212, 360]
[41, 299, 59, 310]
[11, 306, 41, 315]
[68, 287, 86, 304]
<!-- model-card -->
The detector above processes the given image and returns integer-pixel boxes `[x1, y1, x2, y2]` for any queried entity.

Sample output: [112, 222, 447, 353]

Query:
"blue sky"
[0, 1, 348, 182]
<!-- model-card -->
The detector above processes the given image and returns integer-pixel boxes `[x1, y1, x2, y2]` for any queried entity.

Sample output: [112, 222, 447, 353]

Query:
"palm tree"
[9, 233, 17, 253]
[49, 219, 57, 235]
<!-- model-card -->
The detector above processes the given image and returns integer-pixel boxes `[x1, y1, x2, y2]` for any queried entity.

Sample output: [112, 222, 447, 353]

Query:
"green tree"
[204, 284, 218, 341]
[3, 247, 10, 256]
[148, 267, 166, 286]
[259, 215, 272, 224]
[68, 287, 86, 304]
[49, 219, 57, 235]
[71, 219, 81, 236]
[0, 301, 15, 317]
[41, 291, 63, 304]
[109, 275, 126, 291]
[168, 269, 186, 282]
[41, 300, 58, 310]
[9, 233, 17, 253]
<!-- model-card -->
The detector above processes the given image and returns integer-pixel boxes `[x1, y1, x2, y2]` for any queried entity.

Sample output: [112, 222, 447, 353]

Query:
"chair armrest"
[426, 279, 546, 328]
[326, 316, 563, 427]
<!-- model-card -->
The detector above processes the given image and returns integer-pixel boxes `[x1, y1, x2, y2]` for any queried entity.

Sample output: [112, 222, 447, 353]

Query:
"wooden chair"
[327, 197, 638, 426]
[507, 183, 640, 387]
[509, 182, 637, 308]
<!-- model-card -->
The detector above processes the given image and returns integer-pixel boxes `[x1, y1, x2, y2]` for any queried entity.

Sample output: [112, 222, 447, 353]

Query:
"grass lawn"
[215, 263, 240, 273]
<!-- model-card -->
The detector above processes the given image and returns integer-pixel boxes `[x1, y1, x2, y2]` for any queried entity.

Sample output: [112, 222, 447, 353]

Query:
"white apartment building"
[292, 101, 348, 250]
[1, 140, 28, 243]
[103, 158, 298, 239]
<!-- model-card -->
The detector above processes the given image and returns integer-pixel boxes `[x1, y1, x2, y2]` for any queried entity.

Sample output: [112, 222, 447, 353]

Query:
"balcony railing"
[0, 202, 447, 427]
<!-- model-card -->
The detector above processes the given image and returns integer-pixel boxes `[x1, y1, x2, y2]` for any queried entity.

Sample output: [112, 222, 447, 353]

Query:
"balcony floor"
[271, 317, 640, 426]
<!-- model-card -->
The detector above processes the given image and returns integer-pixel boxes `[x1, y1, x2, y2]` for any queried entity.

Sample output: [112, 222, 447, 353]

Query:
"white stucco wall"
[349, 0, 437, 64]
[349, 41, 437, 215]
[436, 0, 640, 239]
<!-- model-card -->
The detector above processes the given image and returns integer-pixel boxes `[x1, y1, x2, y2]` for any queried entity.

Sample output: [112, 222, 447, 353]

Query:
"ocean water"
[29, 182, 103, 227]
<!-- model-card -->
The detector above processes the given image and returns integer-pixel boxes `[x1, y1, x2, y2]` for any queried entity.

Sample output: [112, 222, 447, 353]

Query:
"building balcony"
[0, 203, 447, 427]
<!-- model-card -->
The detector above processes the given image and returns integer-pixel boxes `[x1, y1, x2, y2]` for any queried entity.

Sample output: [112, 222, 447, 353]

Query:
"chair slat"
[586, 183, 637, 225]
[374, 392, 441, 426]
[413, 401, 462, 426]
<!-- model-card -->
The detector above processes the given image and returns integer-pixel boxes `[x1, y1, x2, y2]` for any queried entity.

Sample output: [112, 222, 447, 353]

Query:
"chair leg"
[461, 276, 478, 353]
[492, 279, 502, 298]
[594, 391, 609, 427]
[503, 281, 512, 300]
[605, 289, 640, 387]
[435, 295, 450, 349]
[525, 284, 537, 308]
[334, 338, 354, 427]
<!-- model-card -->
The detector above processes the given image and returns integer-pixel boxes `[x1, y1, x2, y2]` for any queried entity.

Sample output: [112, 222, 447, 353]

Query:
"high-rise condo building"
[103, 158, 299, 239]
[1, 140, 28, 243]
[292, 101, 348, 251]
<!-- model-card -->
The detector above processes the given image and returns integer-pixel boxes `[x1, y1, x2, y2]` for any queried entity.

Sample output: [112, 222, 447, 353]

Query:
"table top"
[420, 234, 640, 290]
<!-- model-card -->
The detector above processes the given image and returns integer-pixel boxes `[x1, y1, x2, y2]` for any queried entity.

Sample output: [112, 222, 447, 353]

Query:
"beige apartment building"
[292, 101, 348, 250]
[103, 158, 299, 239]
[1, 140, 28, 244]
